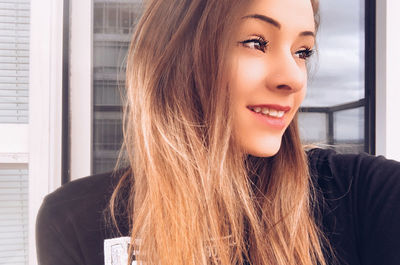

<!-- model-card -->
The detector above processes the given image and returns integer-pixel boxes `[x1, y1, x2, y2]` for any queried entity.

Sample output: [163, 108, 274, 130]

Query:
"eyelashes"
[239, 36, 314, 60]
[295, 48, 314, 60]
[240, 36, 269, 53]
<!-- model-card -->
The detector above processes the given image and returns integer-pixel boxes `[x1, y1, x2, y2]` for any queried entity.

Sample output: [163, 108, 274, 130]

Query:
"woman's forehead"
[242, 0, 315, 32]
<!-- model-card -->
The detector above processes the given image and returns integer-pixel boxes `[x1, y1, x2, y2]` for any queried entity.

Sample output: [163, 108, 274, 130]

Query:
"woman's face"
[229, 0, 315, 157]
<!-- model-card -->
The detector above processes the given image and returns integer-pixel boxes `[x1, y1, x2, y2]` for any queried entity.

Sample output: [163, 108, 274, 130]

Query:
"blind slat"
[0, 113, 29, 118]
[0, 203, 27, 207]
[0, 10, 29, 17]
[0, 16, 29, 24]
[0, 3, 29, 10]
[0, 76, 28, 82]
[0, 92, 28, 98]
[0, 102, 28, 106]
[0, 83, 27, 89]
[0, 218, 28, 223]
[0, 60, 28, 68]
[0, 36, 29, 44]
[0, 56, 28, 63]
[0, 181, 28, 187]
[0, 49, 29, 56]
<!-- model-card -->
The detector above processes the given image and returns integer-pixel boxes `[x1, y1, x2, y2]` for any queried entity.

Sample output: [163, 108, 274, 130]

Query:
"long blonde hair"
[110, 0, 329, 264]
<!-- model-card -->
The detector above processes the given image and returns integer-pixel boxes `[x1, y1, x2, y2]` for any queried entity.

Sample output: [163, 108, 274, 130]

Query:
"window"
[298, 0, 372, 154]
[88, 0, 373, 175]
[0, 0, 30, 264]
[92, 0, 142, 174]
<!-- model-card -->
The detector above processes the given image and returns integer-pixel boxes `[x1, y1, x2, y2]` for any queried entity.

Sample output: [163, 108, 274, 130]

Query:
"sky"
[302, 0, 365, 107]
[299, 0, 365, 144]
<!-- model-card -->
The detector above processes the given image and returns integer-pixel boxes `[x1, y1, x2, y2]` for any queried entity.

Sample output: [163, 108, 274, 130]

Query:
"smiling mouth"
[247, 105, 291, 118]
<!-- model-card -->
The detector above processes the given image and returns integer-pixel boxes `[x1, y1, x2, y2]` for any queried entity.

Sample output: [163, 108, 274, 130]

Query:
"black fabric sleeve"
[36, 198, 85, 265]
[35, 172, 119, 265]
[310, 148, 400, 265]
[355, 153, 400, 264]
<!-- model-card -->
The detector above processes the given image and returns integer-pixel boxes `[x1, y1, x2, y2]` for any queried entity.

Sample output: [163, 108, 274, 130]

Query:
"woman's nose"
[265, 52, 306, 93]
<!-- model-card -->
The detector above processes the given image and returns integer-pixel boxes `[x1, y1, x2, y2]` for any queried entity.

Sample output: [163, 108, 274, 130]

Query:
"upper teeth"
[252, 107, 284, 118]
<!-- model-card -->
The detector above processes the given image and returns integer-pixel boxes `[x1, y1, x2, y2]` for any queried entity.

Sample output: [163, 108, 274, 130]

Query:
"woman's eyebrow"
[242, 14, 281, 29]
[242, 13, 315, 38]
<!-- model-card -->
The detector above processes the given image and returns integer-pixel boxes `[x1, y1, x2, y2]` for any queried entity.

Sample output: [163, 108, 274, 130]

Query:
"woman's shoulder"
[307, 147, 400, 200]
[307, 147, 400, 177]
[36, 168, 128, 265]
[39, 170, 118, 212]
[37, 167, 130, 223]
[307, 148, 400, 264]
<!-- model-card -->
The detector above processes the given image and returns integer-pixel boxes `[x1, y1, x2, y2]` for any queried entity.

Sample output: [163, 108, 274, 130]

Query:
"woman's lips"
[247, 104, 291, 112]
[247, 104, 291, 130]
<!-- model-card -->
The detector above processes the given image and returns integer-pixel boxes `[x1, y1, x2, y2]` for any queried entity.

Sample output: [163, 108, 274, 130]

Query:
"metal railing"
[300, 98, 365, 146]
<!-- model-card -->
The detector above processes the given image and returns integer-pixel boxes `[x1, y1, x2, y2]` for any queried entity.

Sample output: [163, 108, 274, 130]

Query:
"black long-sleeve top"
[36, 148, 400, 265]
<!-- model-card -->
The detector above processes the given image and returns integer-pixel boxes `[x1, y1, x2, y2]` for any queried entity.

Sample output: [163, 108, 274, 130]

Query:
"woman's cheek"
[237, 55, 268, 91]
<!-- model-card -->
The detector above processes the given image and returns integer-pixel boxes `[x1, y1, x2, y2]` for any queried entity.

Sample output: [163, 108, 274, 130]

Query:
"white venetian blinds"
[0, 0, 30, 264]
[0, 0, 30, 124]
[0, 169, 28, 265]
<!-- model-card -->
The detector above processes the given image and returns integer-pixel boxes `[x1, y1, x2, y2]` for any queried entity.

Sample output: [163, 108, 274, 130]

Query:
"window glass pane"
[93, 3, 104, 33]
[92, 0, 143, 174]
[298, 112, 327, 144]
[333, 107, 364, 153]
[299, 0, 366, 153]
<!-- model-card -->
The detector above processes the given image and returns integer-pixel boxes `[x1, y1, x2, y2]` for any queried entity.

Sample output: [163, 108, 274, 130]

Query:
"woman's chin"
[243, 138, 282, 158]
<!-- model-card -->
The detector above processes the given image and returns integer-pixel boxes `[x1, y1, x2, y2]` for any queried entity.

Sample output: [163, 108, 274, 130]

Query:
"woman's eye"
[239, 37, 269, 53]
[295, 48, 314, 60]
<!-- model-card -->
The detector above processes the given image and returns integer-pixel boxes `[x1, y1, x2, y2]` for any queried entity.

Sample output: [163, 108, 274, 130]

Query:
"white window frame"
[28, 0, 64, 264]
[70, 0, 93, 181]
[376, 0, 400, 160]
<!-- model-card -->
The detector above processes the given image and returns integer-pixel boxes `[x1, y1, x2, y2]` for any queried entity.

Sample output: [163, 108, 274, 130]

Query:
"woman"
[36, 0, 400, 264]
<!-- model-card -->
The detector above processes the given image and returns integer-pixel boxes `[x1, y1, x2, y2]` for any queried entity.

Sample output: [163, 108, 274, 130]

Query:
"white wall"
[70, 0, 93, 180]
[376, 0, 400, 160]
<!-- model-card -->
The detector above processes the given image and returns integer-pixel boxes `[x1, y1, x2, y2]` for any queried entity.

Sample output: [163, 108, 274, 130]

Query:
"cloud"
[303, 0, 365, 107]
